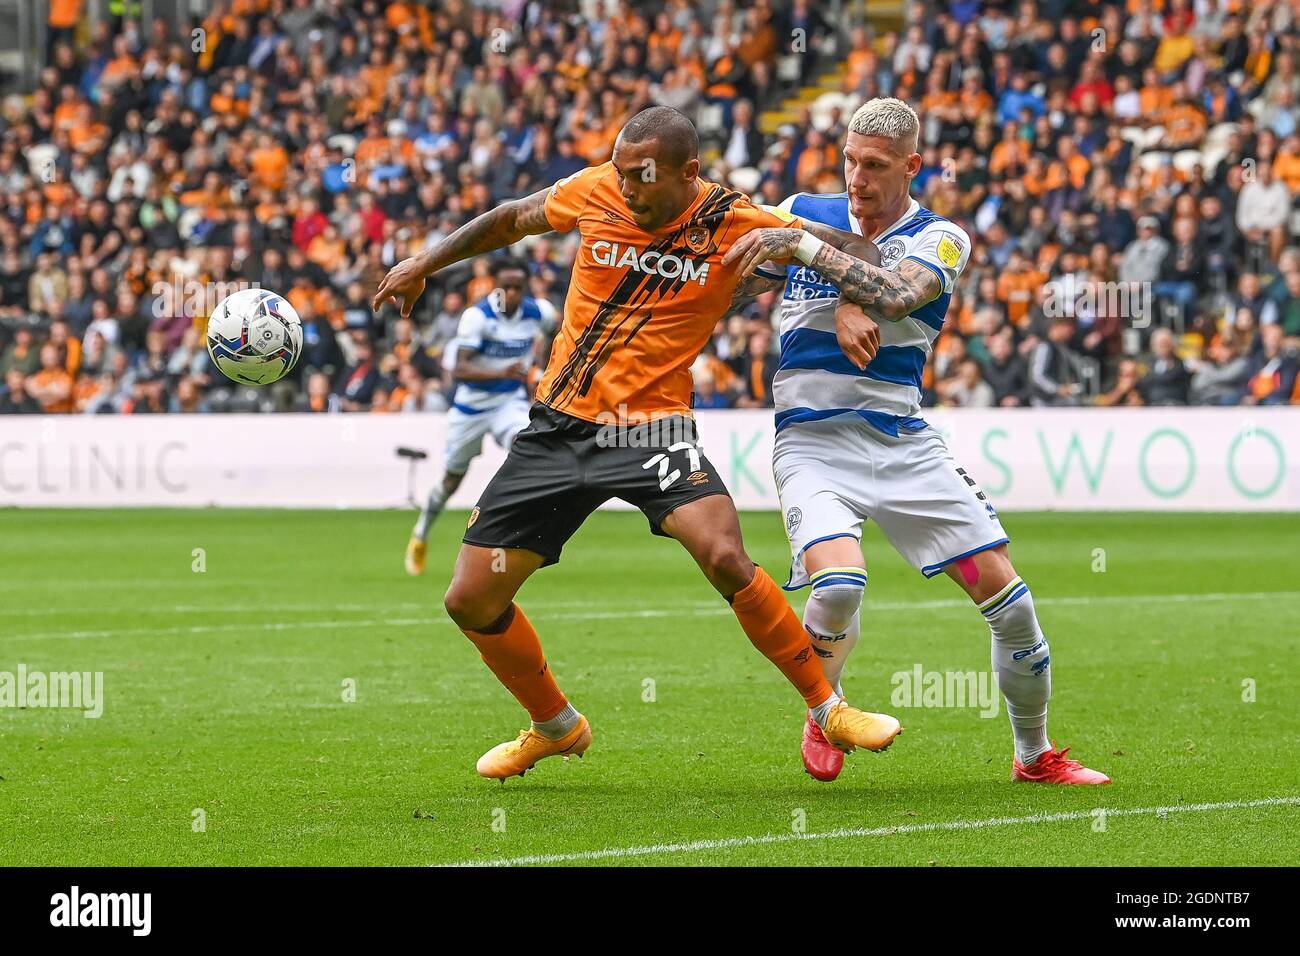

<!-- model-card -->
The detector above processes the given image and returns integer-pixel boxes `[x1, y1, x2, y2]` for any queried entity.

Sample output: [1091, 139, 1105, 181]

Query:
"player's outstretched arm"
[372, 187, 554, 317]
[726, 272, 787, 313]
[723, 223, 939, 323]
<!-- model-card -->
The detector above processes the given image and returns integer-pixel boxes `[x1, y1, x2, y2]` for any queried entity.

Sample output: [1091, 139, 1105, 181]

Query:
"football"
[205, 288, 304, 386]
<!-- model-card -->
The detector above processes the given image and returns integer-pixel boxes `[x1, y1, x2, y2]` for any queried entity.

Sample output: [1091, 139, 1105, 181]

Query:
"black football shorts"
[462, 402, 731, 565]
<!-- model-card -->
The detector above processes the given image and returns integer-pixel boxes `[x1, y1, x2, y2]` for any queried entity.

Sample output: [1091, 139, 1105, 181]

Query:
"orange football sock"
[730, 566, 835, 709]
[461, 603, 568, 722]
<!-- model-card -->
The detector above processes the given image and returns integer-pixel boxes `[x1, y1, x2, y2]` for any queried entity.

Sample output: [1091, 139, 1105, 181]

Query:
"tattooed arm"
[722, 224, 941, 322]
[807, 249, 941, 324]
[373, 187, 553, 317]
[722, 223, 891, 368]
[727, 272, 787, 313]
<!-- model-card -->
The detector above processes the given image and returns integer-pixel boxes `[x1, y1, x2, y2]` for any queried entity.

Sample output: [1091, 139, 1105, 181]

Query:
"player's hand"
[372, 255, 429, 318]
[721, 227, 803, 277]
[506, 361, 529, 381]
[835, 299, 879, 370]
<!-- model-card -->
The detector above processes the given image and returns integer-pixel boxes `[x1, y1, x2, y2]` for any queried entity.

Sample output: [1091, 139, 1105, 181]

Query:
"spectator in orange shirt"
[47, 318, 82, 378]
[308, 224, 347, 273]
[846, 26, 877, 88]
[1139, 67, 1175, 121]
[958, 68, 993, 116]
[1160, 84, 1208, 149]
[997, 250, 1048, 328]
[990, 121, 1031, 177]
[26, 343, 74, 413]
[1273, 133, 1300, 194]
[353, 117, 393, 172]
[250, 133, 290, 191]
[648, 11, 683, 58]
[47, 0, 81, 59]
[794, 129, 837, 191]
[464, 257, 494, 304]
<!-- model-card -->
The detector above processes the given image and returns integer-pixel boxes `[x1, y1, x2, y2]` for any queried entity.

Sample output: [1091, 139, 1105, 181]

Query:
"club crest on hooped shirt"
[878, 237, 907, 269]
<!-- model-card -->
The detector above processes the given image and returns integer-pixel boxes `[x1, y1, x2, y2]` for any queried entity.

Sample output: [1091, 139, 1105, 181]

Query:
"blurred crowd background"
[2, 0, 1299, 416]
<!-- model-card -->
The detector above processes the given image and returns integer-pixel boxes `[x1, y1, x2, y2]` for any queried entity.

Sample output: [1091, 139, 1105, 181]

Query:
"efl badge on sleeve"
[759, 204, 797, 224]
[937, 232, 964, 269]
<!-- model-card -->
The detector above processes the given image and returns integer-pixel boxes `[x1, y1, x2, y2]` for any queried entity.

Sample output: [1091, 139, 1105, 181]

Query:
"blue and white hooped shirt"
[758, 193, 971, 437]
[450, 292, 557, 414]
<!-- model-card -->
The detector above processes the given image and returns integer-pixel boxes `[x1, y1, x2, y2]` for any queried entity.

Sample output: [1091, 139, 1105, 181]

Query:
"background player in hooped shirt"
[405, 257, 556, 576]
[722, 98, 1111, 786]
[374, 106, 906, 781]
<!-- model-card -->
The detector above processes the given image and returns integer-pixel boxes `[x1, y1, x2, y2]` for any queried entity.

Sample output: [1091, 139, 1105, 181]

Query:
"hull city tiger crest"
[684, 225, 710, 253]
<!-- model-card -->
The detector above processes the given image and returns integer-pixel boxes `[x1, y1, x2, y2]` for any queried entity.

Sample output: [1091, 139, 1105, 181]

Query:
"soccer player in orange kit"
[374, 107, 901, 779]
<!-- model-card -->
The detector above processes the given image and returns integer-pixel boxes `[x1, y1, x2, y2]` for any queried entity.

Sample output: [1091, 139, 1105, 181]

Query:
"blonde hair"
[847, 97, 920, 153]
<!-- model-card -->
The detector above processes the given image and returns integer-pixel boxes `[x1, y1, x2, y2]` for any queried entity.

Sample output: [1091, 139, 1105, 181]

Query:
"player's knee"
[443, 580, 503, 631]
[807, 572, 866, 633]
[699, 541, 753, 594]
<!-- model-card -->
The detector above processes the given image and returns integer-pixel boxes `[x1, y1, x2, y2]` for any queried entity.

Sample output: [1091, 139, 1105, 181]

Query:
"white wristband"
[794, 231, 824, 265]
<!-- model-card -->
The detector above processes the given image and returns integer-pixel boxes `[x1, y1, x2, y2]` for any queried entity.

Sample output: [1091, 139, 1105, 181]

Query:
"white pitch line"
[7, 591, 1298, 641]
[0, 598, 702, 620]
[449, 795, 1300, 867]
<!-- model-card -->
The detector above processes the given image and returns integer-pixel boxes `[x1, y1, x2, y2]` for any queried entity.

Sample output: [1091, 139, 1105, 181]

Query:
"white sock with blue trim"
[802, 567, 866, 702]
[413, 483, 449, 541]
[981, 576, 1052, 765]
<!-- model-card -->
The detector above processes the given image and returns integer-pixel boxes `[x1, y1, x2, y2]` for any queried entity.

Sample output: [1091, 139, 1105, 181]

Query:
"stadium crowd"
[1, 0, 1299, 416]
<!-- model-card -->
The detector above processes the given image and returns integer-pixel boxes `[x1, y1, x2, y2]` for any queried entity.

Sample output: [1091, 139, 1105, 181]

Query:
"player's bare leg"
[661, 496, 900, 754]
[444, 544, 590, 778]
[406, 470, 466, 575]
[943, 544, 1110, 785]
[798, 537, 869, 780]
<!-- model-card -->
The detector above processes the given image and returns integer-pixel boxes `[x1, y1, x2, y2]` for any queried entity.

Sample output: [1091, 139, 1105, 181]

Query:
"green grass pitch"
[1, 508, 1297, 866]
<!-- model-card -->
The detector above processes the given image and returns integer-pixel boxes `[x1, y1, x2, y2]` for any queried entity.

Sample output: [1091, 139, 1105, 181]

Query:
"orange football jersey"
[537, 162, 799, 423]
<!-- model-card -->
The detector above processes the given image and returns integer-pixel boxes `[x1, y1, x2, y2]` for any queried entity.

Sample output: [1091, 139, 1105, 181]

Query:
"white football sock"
[802, 567, 865, 701]
[981, 577, 1052, 764]
[808, 692, 843, 729]
[532, 702, 580, 740]
[413, 484, 449, 541]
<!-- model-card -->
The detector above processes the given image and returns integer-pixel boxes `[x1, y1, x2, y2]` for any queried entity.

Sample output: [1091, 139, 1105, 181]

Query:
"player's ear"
[906, 151, 922, 177]
[682, 156, 700, 182]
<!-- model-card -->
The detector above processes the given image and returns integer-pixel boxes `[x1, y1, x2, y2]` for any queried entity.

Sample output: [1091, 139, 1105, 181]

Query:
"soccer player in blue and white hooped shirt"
[723, 98, 1110, 785]
[405, 257, 556, 576]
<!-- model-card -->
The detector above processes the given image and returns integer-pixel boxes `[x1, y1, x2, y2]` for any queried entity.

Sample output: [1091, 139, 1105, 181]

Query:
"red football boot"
[801, 712, 845, 781]
[1012, 743, 1111, 784]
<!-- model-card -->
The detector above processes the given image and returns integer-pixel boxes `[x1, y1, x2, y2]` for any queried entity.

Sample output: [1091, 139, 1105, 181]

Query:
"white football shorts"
[773, 415, 1009, 588]
[444, 396, 532, 475]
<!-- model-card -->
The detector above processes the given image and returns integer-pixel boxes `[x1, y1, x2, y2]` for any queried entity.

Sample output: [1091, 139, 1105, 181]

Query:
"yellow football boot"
[476, 716, 592, 779]
[822, 701, 902, 753]
[404, 537, 427, 577]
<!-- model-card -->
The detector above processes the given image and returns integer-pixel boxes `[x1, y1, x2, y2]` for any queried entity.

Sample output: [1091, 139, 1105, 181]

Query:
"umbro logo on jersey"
[590, 241, 711, 285]
[603, 209, 625, 223]
[687, 470, 709, 485]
